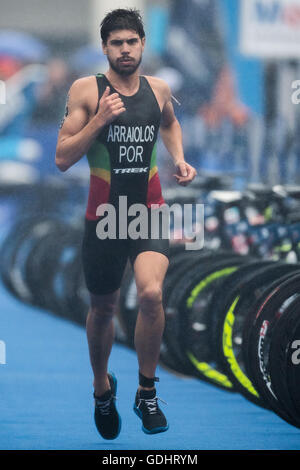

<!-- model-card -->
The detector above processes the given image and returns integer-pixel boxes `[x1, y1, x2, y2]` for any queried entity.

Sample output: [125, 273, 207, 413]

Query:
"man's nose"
[120, 42, 130, 53]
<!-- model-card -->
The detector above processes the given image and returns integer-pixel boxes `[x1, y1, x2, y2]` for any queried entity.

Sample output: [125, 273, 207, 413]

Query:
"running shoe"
[133, 388, 169, 434]
[94, 372, 121, 440]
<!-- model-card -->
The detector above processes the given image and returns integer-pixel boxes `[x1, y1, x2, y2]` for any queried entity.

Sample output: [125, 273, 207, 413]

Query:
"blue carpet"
[0, 284, 300, 450]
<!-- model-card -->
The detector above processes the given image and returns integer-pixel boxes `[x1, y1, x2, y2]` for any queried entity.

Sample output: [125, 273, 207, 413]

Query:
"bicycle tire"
[286, 316, 300, 416]
[246, 272, 300, 426]
[164, 254, 251, 387]
[269, 295, 300, 426]
[217, 262, 300, 407]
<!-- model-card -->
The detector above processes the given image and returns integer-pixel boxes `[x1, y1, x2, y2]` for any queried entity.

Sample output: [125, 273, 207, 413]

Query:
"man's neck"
[105, 69, 140, 96]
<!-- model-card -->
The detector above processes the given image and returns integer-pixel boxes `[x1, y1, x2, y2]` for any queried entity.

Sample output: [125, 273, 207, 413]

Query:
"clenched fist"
[96, 86, 126, 126]
[174, 161, 197, 186]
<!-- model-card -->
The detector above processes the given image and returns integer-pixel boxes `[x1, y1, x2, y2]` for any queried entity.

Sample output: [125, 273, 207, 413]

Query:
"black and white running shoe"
[133, 388, 169, 434]
[94, 372, 121, 440]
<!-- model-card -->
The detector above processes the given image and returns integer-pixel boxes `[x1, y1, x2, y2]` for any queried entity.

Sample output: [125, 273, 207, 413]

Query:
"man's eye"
[111, 40, 123, 46]
[110, 39, 138, 46]
[127, 39, 138, 45]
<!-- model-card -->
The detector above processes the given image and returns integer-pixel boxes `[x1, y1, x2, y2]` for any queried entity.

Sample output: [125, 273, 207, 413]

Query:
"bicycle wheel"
[164, 253, 251, 387]
[161, 250, 239, 374]
[269, 295, 300, 426]
[0, 216, 68, 305]
[217, 262, 300, 407]
[208, 260, 275, 354]
[246, 272, 300, 426]
[25, 223, 81, 314]
[286, 316, 300, 417]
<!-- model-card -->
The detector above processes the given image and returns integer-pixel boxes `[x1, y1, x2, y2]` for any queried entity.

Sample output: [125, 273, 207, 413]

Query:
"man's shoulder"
[144, 75, 170, 94]
[69, 75, 97, 93]
[143, 76, 171, 108]
[68, 75, 99, 111]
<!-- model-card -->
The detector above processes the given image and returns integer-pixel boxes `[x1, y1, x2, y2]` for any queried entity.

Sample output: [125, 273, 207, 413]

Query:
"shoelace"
[138, 396, 167, 415]
[95, 396, 115, 416]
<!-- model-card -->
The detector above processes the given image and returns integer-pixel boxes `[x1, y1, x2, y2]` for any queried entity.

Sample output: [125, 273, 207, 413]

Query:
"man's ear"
[102, 41, 107, 55]
[141, 37, 146, 51]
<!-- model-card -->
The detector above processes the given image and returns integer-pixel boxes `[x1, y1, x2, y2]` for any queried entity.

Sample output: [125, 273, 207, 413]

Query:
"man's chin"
[108, 58, 141, 77]
[116, 63, 139, 76]
[118, 68, 137, 76]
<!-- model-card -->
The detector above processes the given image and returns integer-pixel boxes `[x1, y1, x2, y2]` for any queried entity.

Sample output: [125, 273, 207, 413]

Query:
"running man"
[55, 8, 196, 439]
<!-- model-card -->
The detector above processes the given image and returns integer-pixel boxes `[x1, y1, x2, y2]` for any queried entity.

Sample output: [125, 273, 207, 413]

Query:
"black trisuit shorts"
[81, 209, 170, 295]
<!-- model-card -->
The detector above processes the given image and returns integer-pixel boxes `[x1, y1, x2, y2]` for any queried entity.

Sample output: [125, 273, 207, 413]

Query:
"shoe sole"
[94, 372, 122, 440]
[133, 405, 169, 434]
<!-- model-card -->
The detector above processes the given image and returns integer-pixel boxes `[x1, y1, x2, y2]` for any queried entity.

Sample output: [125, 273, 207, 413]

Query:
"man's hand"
[173, 161, 197, 186]
[95, 86, 126, 126]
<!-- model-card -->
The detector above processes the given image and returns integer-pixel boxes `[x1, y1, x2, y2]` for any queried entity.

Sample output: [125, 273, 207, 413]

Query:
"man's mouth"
[119, 58, 134, 63]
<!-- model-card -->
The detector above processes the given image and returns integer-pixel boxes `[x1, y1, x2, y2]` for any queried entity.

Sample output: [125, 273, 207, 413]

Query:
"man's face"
[102, 29, 145, 76]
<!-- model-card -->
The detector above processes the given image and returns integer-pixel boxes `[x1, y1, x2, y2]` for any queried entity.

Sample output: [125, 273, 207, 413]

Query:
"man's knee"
[138, 284, 163, 310]
[90, 291, 119, 319]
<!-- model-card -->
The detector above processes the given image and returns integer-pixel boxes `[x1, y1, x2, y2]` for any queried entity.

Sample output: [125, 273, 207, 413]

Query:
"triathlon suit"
[81, 73, 170, 295]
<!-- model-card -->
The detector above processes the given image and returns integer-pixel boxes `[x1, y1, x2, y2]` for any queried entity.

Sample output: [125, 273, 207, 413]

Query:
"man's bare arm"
[55, 79, 126, 172]
[159, 82, 197, 185]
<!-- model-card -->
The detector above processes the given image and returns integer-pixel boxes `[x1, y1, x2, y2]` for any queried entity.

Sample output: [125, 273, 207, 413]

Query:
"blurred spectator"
[199, 66, 249, 128]
[152, 0, 251, 187]
[32, 57, 71, 125]
[0, 55, 23, 80]
[0, 31, 49, 165]
[164, 0, 226, 114]
[164, 0, 249, 126]
[70, 44, 107, 78]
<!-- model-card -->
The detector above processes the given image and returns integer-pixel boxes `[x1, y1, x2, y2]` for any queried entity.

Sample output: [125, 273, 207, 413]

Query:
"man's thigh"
[131, 250, 169, 293]
[82, 220, 129, 295]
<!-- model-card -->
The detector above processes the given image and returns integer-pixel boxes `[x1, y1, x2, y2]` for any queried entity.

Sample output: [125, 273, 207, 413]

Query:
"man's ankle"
[94, 376, 111, 398]
[138, 385, 155, 393]
[138, 371, 159, 391]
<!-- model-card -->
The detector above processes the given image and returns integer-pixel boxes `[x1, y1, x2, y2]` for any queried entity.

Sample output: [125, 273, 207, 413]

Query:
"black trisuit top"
[85, 73, 165, 220]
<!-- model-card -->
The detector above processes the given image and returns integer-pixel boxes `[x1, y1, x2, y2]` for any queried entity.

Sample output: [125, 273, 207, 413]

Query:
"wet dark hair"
[100, 8, 145, 44]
